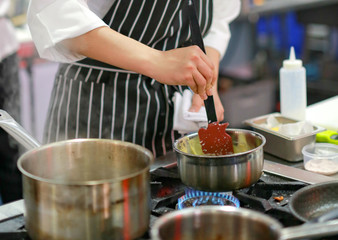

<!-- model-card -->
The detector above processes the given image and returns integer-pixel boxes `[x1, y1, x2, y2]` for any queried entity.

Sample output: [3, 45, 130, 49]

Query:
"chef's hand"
[189, 88, 224, 122]
[188, 46, 224, 122]
[152, 46, 215, 100]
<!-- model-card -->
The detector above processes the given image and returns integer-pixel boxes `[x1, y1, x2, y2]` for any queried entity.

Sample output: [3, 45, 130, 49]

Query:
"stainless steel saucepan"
[173, 129, 266, 191]
[151, 206, 338, 240]
[0, 110, 153, 240]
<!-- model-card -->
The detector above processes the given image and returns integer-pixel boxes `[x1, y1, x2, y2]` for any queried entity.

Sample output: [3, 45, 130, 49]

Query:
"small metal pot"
[0, 110, 153, 240]
[173, 129, 266, 191]
[151, 206, 338, 240]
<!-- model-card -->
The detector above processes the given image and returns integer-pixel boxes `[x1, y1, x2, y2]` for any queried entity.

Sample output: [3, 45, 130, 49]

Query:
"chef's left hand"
[189, 88, 224, 122]
[188, 47, 224, 122]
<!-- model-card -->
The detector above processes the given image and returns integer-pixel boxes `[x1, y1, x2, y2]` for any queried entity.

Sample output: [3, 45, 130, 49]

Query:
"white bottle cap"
[283, 46, 303, 69]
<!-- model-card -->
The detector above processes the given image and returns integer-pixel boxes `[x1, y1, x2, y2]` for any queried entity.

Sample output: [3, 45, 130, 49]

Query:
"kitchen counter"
[0, 200, 24, 222]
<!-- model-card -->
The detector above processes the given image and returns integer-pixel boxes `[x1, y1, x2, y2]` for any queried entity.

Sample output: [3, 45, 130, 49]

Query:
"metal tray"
[244, 113, 326, 162]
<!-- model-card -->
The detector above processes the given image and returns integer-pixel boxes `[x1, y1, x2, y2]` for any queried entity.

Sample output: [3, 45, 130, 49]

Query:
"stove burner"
[177, 189, 240, 210]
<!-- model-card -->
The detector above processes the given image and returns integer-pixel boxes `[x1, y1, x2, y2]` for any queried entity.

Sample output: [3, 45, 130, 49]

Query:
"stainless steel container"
[0, 110, 153, 240]
[17, 139, 153, 240]
[244, 113, 325, 162]
[173, 129, 266, 192]
[151, 206, 338, 240]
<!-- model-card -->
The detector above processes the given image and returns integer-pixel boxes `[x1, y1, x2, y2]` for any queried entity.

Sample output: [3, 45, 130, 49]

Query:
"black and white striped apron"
[44, 0, 213, 158]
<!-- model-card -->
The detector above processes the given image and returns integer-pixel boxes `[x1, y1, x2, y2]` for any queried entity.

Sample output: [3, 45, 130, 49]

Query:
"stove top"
[149, 166, 307, 227]
[0, 154, 335, 240]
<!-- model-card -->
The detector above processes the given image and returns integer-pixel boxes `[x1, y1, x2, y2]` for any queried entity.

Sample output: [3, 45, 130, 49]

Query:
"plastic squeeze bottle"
[279, 47, 307, 121]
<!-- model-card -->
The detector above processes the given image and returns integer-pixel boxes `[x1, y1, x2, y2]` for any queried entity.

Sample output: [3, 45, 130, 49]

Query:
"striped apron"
[44, 0, 213, 158]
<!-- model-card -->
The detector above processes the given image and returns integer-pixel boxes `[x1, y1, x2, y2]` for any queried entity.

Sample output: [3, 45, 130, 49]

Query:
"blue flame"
[177, 189, 240, 210]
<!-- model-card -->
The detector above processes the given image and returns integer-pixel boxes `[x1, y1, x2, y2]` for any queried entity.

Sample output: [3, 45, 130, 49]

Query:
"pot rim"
[17, 138, 154, 185]
[173, 128, 266, 158]
[151, 205, 282, 240]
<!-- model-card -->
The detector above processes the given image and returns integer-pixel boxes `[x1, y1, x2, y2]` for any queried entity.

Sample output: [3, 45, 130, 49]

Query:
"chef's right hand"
[151, 46, 215, 100]
[62, 27, 213, 99]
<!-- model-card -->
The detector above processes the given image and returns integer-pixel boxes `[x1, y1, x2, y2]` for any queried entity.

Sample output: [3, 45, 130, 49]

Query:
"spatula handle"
[204, 96, 217, 123]
[187, 0, 206, 53]
[187, 0, 217, 123]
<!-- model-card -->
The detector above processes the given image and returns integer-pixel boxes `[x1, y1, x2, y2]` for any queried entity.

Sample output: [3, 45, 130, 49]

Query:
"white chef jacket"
[27, 0, 241, 63]
[0, 0, 19, 62]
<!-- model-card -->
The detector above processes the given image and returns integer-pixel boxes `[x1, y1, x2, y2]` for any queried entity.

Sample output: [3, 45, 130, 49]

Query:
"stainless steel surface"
[244, 113, 325, 162]
[0, 110, 41, 150]
[263, 160, 335, 184]
[150, 151, 177, 172]
[289, 181, 338, 222]
[151, 206, 338, 240]
[0, 109, 154, 240]
[0, 200, 24, 222]
[173, 129, 266, 191]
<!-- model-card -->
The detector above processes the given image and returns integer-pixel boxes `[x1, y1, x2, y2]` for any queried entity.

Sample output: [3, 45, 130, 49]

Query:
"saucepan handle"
[0, 110, 41, 150]
[280, 219, 338, 240]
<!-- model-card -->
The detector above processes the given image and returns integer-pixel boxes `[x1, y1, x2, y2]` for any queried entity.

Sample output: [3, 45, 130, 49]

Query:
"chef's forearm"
[61, 26, 215, 99]
[61, 26, 160, 77]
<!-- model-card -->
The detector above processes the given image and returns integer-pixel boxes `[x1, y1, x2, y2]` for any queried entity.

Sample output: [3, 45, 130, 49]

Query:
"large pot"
[173, 129, 266, 191]
[0, 110, 153, 240]
[151, 206, 338, 240]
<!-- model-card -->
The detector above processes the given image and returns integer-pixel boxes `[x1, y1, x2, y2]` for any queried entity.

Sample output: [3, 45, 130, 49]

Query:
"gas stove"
[149, 165, 307, 227]
[0, 152, 336, 240]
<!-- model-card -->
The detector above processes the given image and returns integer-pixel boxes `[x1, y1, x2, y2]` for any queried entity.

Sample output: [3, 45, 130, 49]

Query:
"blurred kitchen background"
[7, 0, 338, 141]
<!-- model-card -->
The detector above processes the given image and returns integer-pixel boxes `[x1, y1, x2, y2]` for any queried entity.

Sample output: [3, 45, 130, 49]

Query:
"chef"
[27, 0, 240, 158]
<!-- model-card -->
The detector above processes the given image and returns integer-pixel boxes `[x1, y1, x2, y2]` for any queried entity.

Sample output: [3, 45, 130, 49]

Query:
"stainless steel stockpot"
[173, 129, 266, 191]
[151, 206, 338, 240]
[18, 139, 153, 240]
[0, 110, 153, 240]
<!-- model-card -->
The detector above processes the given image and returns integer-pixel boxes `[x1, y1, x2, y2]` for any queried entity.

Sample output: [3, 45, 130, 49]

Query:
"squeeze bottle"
[279, 47, 307, 121]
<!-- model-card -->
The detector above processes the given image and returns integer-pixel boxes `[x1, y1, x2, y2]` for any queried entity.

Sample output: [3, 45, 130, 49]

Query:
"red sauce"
[198, 122, 234, 155]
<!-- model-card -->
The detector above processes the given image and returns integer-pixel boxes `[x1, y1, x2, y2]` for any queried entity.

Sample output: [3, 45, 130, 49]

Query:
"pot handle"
[0, 110, 41, 150]
[308, 208, 338, 224]
[280, 220, 338, 240]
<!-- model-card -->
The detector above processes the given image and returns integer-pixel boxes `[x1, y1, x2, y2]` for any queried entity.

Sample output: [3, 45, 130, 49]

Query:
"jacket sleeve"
[27, 0, 108, 62]
[203, 0, 241, 59]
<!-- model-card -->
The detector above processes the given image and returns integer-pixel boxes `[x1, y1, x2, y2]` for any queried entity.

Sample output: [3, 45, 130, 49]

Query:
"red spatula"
[188, 0, 234, 155]
[198, 122, 234, 155]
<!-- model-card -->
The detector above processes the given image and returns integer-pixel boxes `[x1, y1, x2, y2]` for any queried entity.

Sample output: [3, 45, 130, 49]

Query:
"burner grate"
[233, 179, 308, 227]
